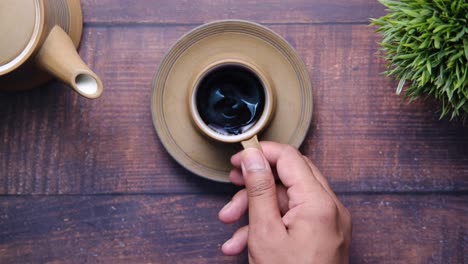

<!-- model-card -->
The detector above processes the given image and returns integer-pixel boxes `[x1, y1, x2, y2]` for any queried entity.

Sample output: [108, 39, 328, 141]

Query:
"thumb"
[241, 148, 283, 230]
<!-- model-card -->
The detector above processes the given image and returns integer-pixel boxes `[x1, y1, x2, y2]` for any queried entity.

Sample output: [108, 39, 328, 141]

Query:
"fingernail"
[221, 200, 232, 212]
[222, 238, 233, 249]
[241, 148, 266, 172]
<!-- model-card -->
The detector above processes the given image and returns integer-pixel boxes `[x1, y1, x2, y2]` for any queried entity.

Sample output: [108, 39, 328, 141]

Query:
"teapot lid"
[0, 0, 41, 74]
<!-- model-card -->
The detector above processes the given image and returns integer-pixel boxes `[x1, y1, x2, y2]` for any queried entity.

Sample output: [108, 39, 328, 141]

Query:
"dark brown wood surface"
[0, 195, 466, 263]
[0, 0, 467, 263]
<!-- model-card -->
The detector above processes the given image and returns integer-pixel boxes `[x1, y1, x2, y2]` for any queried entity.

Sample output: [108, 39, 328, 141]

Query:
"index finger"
[232, 142, 316, 188]
[232, 142, 328, 208]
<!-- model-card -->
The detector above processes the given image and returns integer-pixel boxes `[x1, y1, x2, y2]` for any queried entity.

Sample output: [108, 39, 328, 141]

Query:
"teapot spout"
[35, 26, 103, 99]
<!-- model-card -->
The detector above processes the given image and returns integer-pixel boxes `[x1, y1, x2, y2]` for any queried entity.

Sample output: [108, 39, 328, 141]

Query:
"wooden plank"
[0, 194, 246, 263]
[0, 25, 467, 195]
[81, 0, 386, 25]
[349, 195, 468, 264]
[0, 194, 466, 263]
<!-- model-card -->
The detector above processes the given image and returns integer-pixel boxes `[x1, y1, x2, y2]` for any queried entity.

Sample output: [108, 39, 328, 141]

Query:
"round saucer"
[151, 20, 313, 182]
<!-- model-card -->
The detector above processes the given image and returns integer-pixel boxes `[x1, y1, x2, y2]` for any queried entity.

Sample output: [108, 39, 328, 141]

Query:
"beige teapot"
[0, 0, 103, 98]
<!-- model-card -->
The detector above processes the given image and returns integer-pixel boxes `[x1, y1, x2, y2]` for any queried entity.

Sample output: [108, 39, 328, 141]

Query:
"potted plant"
[371, 0, 468, 120]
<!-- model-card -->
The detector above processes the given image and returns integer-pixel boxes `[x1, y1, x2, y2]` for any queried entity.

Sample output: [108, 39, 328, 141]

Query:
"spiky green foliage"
[371, 0, 468, 119]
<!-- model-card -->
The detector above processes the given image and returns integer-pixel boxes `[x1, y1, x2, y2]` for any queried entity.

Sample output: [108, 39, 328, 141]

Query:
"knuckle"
[248, 228, 286, 253]
[342, 207, 352, 225]
[247, 177, 275, 198]
[283, 144, 301, 157]
[337, 203, 352, 227]
[337, 222, 353, 249]
[342, 209, 353, 240]
[250, 223, 275, 238]
[314, 198, 339, 222]
[334, 232, 348, 250]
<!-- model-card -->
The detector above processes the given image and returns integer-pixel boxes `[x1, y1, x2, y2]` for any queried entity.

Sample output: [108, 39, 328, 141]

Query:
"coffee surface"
[196, 65, 265, 136]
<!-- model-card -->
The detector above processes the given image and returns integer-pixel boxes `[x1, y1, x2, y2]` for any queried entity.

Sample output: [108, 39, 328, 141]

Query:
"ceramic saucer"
[151, 20, 312, 182]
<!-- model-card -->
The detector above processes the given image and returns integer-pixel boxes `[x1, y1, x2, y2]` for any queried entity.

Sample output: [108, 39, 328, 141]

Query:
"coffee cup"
[189, 59, 275, 150]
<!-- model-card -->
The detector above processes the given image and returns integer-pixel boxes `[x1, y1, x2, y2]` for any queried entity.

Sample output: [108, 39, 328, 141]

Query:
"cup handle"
[241, 135, 262, 151]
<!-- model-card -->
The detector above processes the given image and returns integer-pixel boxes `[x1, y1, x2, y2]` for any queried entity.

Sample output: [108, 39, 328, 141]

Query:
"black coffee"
[195, 65, 265, 136]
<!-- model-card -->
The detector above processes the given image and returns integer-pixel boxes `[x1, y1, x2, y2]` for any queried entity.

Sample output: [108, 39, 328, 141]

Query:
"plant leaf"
[401, 8, 420, 17]
[371, 0, 468, 120]
[450, 29, 465, 42]
[434, 37, 441, 49]
[394, 53, 418, 60]
[433, 25, 448, 33]
[396, 77, 407, 95]
[464, 39, 468, 60]
[426, 60, 432, 74]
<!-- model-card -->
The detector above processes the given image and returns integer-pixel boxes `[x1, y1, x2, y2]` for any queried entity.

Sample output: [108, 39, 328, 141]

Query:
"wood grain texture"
[0, 195, 466, 263]
[81, 0, 386, 25]
[1, 24, 467, 195]
[1, 1, 466, 263]
[0, 194, 245, 263]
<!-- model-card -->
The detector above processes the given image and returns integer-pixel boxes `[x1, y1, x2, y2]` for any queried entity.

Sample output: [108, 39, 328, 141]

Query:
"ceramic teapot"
[0, 0, 103, 98]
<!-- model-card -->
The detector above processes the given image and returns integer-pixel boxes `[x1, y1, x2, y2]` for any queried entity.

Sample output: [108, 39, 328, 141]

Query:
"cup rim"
[189, 59, 275, 143]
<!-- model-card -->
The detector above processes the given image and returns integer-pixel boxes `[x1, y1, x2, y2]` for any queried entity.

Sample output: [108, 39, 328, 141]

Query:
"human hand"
[218, 142, 352, 264]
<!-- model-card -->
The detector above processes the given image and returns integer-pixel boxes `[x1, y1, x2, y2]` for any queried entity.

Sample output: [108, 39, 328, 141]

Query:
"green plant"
[371, 0, 468, 119]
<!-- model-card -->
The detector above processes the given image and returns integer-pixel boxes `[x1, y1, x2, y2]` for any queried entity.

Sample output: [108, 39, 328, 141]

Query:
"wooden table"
[1, 1, 467, 263]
